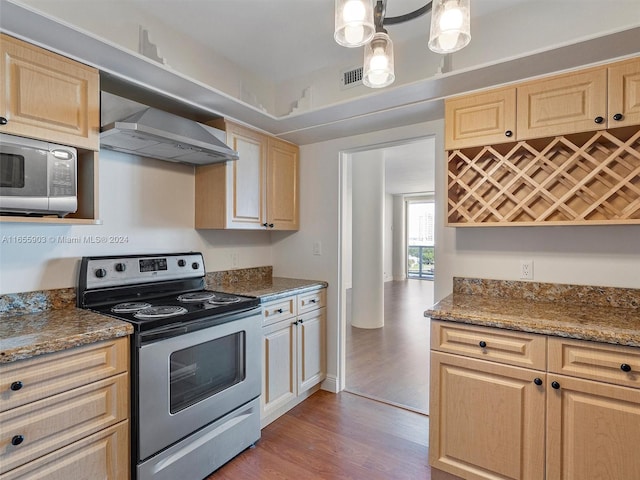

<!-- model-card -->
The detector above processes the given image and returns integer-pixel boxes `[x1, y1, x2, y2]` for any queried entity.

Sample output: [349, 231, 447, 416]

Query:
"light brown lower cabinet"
[430, 320, 640, 480]
[0, 338, 130, 479]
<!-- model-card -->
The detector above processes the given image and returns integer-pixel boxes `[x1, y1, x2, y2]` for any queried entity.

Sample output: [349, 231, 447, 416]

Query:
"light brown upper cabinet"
[608, 56, 640, 127]
[445, 87, 516, 150]
[195, 121, 299, 230]
[0, 34, 99, 151]
[516, 67, 608, 140]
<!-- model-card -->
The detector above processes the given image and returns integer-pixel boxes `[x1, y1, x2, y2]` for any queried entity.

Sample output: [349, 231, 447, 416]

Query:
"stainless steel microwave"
[0, 133, 77, 217]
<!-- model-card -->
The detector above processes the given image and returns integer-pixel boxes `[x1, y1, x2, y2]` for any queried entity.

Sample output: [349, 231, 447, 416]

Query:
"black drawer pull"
[551, 381, 560, 390]
[478, 340, 487, 348]
[621, 363, 632, 372]
[299, 319, 304, 324]
[310, 299, 317, 303]
[293, 320, 299, 325]
[504, 130, 513, 137]
[533, 378, 543, 386]
[594, 116, 604, 124]
[11, 435, 24, 446]
[613, 113, 624, 121]
[276, 308, 284, 314]
[10, 381, 23, 391]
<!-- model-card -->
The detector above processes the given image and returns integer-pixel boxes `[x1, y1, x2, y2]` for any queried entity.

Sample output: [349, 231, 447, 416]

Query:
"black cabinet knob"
[594, 116, 604, 124]
[505, 130, 513, 137]
[551, 381, 560, 390]
[11, 435, 24, 446]
[479, 340, 487, 348]
[534, 378, 543, 386]
[276, 308, 283, 314]
[10, 381, 23, 391]
[293, 320, 299, 325]
[310, 299, 317, 303]
[262, 223, 268, 227]
[621, 363, 632, 372]
[299, 319, 304, 324]
[0, 116, 7, 125]
[268, 223, 275, 228]
[613, 113, 624, 121]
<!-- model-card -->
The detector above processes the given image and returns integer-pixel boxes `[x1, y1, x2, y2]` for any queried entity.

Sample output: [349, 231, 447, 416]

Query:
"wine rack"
[447, 126, 640, 226]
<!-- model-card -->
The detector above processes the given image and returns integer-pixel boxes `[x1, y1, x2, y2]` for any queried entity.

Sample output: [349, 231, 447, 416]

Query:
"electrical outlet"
[520, 260, 533, 280]
[313, 241, 322, 256]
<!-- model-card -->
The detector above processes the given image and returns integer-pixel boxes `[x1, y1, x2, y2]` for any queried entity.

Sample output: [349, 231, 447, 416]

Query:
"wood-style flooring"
[209, 390, 431, 479]
[345, 280, 434, 414]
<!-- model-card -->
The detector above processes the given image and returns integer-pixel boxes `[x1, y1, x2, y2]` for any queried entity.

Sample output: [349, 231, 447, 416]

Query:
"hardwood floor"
[345, 280, 434, 414]
[209, 390, 431, 479]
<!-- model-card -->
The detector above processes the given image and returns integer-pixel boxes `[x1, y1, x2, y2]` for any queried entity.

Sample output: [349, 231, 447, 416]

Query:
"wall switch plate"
[520, 260, 533, 280]
[313, 241, 322, 256]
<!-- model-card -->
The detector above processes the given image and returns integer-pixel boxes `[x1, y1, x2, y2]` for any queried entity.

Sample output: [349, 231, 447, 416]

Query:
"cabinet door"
[517, 67, 607, 140]
[296, 307, 326, 394]
[225, 123, 267, 229]
[608, 57, 640, 128]
[546, 374, 640, 480]
[0, 34, 99, 150]
[430, 352, 545, 480]
[445, 87, 516, 150]
[261, 319, 297, 420]
[266, 137, 299, 230]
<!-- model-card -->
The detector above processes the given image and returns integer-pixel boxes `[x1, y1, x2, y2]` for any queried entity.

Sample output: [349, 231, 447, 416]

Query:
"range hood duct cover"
[100, 107, 239, 165]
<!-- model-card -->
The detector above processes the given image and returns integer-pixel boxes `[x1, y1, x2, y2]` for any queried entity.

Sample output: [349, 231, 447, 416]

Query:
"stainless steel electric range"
[77, 252, 262, 480]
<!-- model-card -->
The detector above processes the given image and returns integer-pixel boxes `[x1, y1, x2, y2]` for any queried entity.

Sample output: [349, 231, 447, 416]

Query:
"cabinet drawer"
[297, 289, 326, 315]
[0, 373, 128, 474]
[0, 420, 129, 480]
[0, 337, 128, 413]
[262, 296, 296, 326]
[431, 320, 547, 370]
[548, 337, 640, 389]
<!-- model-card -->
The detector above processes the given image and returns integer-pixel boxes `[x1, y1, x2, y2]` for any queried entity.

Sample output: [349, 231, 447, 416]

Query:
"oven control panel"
[83, 253, 205, 289]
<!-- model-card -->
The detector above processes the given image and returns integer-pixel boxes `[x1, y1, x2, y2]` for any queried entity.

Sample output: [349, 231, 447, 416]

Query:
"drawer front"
[0, 337, 128, 412]
[0, 420, 129, 480]
[431, 320, 547, 370]
[548, 337, 640, 389]
[0, 373, 128, 473]
[262, 296, 296, 326]
[297, 289, 326, 315]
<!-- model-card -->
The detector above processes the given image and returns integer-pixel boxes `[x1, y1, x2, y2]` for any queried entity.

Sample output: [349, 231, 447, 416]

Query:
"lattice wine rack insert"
[447, 127, 640, 226]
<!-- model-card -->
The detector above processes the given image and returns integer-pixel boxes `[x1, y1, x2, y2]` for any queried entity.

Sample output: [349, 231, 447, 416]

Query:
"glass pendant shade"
[428, 0, 471, 54]
[363, 32, 395, 88]
[334, 0, 375, 47]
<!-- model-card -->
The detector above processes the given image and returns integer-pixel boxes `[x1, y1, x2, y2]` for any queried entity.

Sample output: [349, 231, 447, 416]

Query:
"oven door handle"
[137, 306, 261, 346]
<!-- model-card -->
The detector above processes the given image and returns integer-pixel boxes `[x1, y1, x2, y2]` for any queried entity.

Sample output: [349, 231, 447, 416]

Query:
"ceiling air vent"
[340, 66, 363, 89]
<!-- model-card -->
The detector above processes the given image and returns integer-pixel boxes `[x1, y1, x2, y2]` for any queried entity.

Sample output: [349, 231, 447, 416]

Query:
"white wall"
[392, 195, 406, 281]
[384, 193, 393, 282]
[0, 149, 272, 294]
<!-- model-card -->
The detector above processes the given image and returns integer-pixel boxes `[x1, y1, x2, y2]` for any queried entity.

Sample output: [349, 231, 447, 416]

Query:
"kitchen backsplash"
[454, 277, 640, 309]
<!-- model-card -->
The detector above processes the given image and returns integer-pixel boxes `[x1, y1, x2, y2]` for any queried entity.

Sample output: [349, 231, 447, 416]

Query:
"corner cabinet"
[0, 338, 130, 479]
[195, 121, 299, 230]
[0, 33, 101, 224]
[261, 289, 326, 427]
[429, 320, 640, 480]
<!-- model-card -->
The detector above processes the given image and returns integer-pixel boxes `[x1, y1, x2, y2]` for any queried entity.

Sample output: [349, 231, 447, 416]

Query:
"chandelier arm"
[382, 2, 432, 25]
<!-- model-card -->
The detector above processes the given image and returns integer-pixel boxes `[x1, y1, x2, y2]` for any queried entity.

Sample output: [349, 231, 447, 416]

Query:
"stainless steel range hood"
[100, 107, 239, 165]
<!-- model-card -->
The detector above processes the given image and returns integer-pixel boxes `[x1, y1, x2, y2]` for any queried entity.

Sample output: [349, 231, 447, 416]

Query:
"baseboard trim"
[321, 374, 339, 393]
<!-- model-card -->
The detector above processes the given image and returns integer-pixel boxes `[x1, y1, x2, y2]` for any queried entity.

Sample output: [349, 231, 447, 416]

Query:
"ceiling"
[130, 0, 529, 84]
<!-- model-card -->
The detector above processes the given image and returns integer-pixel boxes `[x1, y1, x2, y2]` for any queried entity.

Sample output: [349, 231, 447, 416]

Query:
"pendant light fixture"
[428, 0, 471, 54]
[334, 0, 375, 47]
[334, 0, 472, 89]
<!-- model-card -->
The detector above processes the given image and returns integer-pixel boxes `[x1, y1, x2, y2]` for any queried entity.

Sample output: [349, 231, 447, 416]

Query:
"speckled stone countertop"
[210, 277, 328, 302]
[426, 278, 640, 347]
[0, 309, 133, 363]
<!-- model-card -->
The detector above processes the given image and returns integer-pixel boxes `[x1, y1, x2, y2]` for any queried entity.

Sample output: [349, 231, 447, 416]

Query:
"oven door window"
[169, 331, 245, 413]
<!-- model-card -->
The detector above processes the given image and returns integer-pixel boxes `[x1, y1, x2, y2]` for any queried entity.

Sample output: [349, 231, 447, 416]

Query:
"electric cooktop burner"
[177, 292, 216, 303]
[134, 305, 188, 319]
[208, 293, 242, 305]
[111, 302, 153, 313]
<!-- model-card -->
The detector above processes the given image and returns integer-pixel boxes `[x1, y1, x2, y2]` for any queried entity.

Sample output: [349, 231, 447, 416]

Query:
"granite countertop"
[426, 278, 640, 347]
[215, 277, 328, 302]
[0, 308, 133, 363]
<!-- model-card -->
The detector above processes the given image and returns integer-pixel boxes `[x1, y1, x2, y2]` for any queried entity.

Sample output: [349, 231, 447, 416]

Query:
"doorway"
[340, 136, 436, 414]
